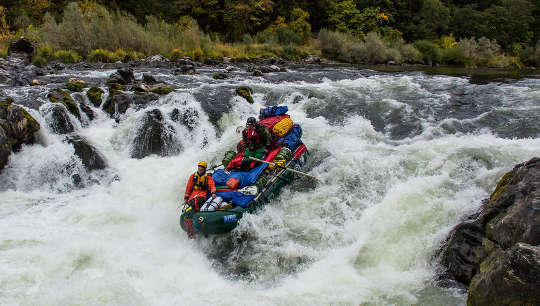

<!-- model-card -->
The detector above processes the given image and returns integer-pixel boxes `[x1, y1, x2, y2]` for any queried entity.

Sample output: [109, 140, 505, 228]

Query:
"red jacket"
[184, 172, 216, 200]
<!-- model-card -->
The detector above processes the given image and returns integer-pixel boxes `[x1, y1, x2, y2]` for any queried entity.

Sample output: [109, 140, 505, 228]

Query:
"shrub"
[275, 27, 303, 45]
[487, 55, 511, 68]
[53, 50, 80, 63]
[189, 47, 203, 61]
[122, 51, 139, 63]
[414, 40, 441, 64]
[87, 49, 115, 62]
[0, 48, 7, 58]
[279, 45, 308, 61]
[32, 55, 48, 67]
[169, 48, 184, 61]
[37, 45, 54, 60]
[441, 47, 467, 65]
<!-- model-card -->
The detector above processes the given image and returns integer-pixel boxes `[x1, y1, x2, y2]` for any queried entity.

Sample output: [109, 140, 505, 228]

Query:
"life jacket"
[192, 172, 209, 190]
[245, 126, 262, 148]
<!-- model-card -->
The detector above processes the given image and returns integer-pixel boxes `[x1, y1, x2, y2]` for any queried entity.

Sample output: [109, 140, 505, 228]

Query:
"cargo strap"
[184, 218, 195, 239]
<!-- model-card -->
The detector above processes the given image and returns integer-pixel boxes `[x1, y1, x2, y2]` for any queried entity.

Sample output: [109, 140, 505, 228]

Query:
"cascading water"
[1, 66, 539, 305]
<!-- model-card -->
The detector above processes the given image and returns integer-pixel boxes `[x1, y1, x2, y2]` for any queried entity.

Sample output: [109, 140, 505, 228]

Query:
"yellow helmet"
[198, 161, 208, 168]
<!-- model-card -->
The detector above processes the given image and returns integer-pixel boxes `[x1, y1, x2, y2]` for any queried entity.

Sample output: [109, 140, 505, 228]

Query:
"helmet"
[198, 161, 208, 168]
[247, 117, 257, 125]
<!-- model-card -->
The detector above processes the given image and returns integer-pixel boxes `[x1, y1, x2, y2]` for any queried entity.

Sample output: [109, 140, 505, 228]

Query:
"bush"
[37, 45, 54, 60]
[189, 47, 203, 61]
[279, 45, 308, 61]
[441, 47, 467, 65]
[275, 27, 303, 45]
[169, 48, 184, 61]
[32, 55, 48, 67]
[87, 49, 115, 62]
[414, 40, 440, 64]
[53, 50, 80, 63]
[0, 48, 7, 58]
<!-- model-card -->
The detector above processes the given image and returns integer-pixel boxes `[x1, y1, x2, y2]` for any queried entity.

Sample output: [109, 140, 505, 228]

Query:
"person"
[241, 117, 272, 170]
[183, 161, 217, 211]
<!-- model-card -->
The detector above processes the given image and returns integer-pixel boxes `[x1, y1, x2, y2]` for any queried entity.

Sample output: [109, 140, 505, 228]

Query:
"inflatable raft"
[179, 106, 309, 237]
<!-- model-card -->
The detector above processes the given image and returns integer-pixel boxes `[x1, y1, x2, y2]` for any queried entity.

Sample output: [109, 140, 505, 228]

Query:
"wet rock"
[235, 86, 254, 104]
[29, 79, 42, 86]
[150, 85, 174, 95]
[79, 103, 95, 121]
[213, 72, 228, 80]
[131, 109, 180, 159]
[260, 65, 280, 73]
[438, 157, 540, 304]
[47, 88, 81, 121]
[109, 68, 135, 85]
[8, 37, 35, 61]
[170, 107, 199, 131]
[41, 103, 75, 134]
[253, 70, 263, 77]
[204, 58, 221, 66]
[194, 88, 233, 128]
[304, 55, 321, 64]
[72, 93, 95, 122]
[174, 65, 197, 75]
[66, 135, 107, 171]
[86, 87, 104, 107]
[66, 78, 87, 92]
[468, 243, 540, 305]
[103, 91, 158, 118]
[142, 73, 157, 85]
[0, 101, 40, 170]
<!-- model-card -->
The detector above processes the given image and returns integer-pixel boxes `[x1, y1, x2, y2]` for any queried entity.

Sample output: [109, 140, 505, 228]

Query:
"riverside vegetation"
[0, 1, 538, 69]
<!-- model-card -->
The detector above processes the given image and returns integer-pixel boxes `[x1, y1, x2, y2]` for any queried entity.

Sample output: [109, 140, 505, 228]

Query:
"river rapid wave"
[1, 66, 539, 305]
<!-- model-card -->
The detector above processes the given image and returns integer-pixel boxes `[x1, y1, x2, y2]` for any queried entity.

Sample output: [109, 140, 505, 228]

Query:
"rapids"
[1, 66, 539, 305]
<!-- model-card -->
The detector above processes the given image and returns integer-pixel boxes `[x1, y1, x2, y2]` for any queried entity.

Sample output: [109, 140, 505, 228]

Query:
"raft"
[179, 107, 309, 237]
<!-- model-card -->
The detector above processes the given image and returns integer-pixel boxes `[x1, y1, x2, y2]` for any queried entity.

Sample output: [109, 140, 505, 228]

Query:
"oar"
[245, 156, 318, 180]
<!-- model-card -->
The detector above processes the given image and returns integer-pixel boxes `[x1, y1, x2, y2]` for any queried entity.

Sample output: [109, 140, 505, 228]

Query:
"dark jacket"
[242, 123, 272, 151]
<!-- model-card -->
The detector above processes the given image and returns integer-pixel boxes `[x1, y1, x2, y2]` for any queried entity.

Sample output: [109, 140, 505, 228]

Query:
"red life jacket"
[245, 126, 262, 148]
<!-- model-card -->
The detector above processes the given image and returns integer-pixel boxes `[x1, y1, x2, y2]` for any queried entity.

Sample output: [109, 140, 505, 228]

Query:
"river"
[1, 65, 539, 305]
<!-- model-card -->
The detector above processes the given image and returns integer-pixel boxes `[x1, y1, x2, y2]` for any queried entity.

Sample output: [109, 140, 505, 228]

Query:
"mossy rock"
[105, 79, 126, 91]
[213, 72, 228, 80]
[47, 88, 81, 120]
[150, 85, 174, 95]
[66, 79, 87, 92]
[131, 85, 148, 93]
[235, 86, 254, 104]
[86, 87, 104, 107]
[488, 171, 512, 205]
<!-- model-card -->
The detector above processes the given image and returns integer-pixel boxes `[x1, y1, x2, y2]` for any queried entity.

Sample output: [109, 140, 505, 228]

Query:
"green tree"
[288, 8, 311, 43]
[484, 0, 535, 49]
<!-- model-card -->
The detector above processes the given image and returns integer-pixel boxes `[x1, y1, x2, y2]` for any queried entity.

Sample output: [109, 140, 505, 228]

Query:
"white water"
[1, 69, 539, 305]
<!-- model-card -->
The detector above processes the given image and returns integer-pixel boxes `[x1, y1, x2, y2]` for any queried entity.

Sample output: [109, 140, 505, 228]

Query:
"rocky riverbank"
[438, 157, 540, 305]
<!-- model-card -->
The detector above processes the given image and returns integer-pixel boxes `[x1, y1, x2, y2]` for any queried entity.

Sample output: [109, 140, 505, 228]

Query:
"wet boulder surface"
[130, 109, 180, 159]
[438, 157, 540, 305]
[66, 135, 107, 171]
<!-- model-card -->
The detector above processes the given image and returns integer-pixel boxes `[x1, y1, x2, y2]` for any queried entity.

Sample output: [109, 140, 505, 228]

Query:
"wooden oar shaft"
[246, 156, 318, 180]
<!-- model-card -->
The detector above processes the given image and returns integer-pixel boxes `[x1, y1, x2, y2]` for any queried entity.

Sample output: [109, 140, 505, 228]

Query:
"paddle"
[244, 156, 318, 180]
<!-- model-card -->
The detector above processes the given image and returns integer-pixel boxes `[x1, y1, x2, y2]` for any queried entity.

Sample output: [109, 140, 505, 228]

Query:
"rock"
[213, 72, 228, 80]
[103, 91, 158, 118]
[204, 58, 221, 65]
[40, 103, 75, 134]
[142, 73, 157, 85]
[8, 37, 35, 61]
[72, 93, 95, 122]
[253, 70, 263, 77]
[225, 65, 236, 72]
[0, 126, 10, 170]
[66, 135, 107, 171]
[105, 79, 125, 91]
[174, 65, 196, 75]
[468, 243, 540, 305]
[280, 67, 288, 72]
[109, 68, 135, 85]
[235, 86, 254, 104]
[30, 79, 41, 86]
[194, 89, 233, 128]
[150, 85, 174, 95]
[79, 103, 95, 122]
[260, 65, 280, 73]
[0, 99, 40, 160]
[170, 107, 199, 131]
[438, 157, 540, 304]
[304, 55, 321, 64]
[47, 88, 81, 121]
[86, 87, 104, 107]
[66, 78, 87, 92]
[130, 109, 180, 159]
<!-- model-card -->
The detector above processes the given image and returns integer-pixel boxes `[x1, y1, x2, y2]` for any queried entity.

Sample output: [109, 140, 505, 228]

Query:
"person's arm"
[207, 175, 217, 198]
[184, 173, 194, 202]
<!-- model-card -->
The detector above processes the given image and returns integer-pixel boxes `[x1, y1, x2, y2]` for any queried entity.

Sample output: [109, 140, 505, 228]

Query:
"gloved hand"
[212, 192, 217, 199]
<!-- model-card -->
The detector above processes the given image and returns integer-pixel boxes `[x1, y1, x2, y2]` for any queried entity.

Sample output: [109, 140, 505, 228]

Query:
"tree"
[288, 8, 311, 43]
[484, 0, 535, 49]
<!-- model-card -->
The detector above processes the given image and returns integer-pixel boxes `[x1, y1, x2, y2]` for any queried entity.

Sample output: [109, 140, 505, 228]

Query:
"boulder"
[66, 135, 107, 171]
[253, 70, 263, 77]
[47, 88, 81, 121]
[86, 87, 104, 107]
[142, 73, 158, 85]
[170, 107, 199, 131]
[8, 37, 35, 61]
[0, 101, 40, 152]
[0, 126, 10, 170]
[150, 85, 174, 95]
[304, 55, 321, 64]
[130, 109, 180, 159]
[468, 243, 540, 305]
[174, 65, 197, 75]
[103, 91, 159, 118]
[66, 78, 87, 92]
[40, 103, 75, 134]
[109, 68, 135, 85]
[438, 157, 540, 305]
[194, 88, 233, 128]
[235, 86, 254, 104]
[213, 72, 228, 80]
[72, 93, 95, 122]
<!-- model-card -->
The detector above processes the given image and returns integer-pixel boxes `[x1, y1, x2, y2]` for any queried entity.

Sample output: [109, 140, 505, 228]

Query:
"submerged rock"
[103, 91, 158, 119]
[170, 107, 199, 131]
[142, 73, 157, 85]
[438, 157, 540, 305]
[66, 135, 107, 171]
[66, 78, 87, 92]
[130, 109, 180, 159]
[0, 127, 10, 170]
